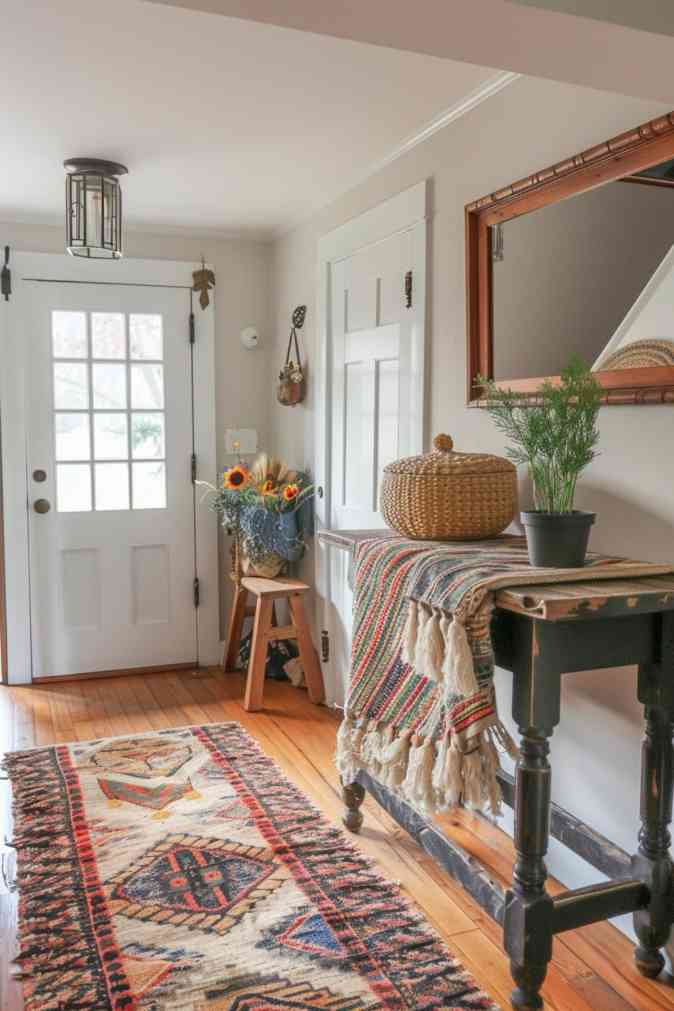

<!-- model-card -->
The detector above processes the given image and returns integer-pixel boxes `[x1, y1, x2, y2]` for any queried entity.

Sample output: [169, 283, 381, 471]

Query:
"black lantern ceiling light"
[64, 158, 128, 259]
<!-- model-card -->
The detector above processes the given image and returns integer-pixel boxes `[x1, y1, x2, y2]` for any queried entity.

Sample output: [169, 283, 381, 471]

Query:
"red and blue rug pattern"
[4, 722, 499, 1010]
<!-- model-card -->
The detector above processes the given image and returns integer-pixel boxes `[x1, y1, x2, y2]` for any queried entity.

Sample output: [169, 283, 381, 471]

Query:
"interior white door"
[321, 212, 425, 707]
[26, 282, 198, 678]
[330, 228, 419, 530]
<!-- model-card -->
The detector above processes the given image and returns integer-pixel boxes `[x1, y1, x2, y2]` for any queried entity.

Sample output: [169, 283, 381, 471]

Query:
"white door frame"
[0, 251, 219, 684]
[314, 181, 428, 704]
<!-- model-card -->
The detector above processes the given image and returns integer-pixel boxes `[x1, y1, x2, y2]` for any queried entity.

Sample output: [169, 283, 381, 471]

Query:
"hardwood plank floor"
[1, 671, 673, 1011]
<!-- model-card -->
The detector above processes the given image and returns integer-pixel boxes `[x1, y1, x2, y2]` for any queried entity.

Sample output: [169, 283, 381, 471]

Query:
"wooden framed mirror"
[466, 112, 674, 405]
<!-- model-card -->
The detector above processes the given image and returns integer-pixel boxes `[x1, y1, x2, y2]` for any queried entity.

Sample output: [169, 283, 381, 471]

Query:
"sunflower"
[282, 483, 300, 503]
[223, 464, 249, 490]
[261, 479, 276, 495]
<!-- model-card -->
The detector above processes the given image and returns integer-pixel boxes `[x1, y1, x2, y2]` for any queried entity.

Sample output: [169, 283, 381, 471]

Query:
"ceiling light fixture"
[64, 158, 128, 259]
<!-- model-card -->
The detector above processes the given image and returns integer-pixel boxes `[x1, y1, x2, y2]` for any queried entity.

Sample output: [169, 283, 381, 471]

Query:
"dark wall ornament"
[193, 257, 215, 310]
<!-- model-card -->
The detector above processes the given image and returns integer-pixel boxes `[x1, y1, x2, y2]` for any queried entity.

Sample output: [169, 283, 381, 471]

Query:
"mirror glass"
[492, 160, 674, 380]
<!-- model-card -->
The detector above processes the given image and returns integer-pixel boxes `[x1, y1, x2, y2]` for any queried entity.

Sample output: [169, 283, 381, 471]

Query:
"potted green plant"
[480, 357, 601, 567]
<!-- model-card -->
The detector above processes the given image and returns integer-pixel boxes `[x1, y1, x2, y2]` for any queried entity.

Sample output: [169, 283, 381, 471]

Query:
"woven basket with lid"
[380, 433, 517, 541]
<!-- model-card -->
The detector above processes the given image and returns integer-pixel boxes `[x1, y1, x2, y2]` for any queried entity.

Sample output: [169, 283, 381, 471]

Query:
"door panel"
[26, 282, 197, 677]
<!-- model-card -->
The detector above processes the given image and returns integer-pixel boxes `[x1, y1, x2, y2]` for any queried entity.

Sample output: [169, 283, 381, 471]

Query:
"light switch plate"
[225, 428, 258, 455]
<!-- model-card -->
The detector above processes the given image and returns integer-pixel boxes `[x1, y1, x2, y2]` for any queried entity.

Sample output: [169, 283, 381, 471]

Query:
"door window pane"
[130, 314, 162, 360]
[55, 413, 91, 461]
[132, 413, 165, 459]
[133, 461, 166, 509]
[57, 464, 92, 512]
[92, 313, 125, 359]
[95, 463, 130, 510]
[131, 364, 164, 409]
[94, 413, 128, 460]
[54, 363, 89, 409]
[53, 311, 87, 358]
[93, 363, 127, 409]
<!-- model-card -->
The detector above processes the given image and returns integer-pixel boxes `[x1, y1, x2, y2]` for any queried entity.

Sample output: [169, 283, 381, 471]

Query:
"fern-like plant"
[479, 357, 601, 514]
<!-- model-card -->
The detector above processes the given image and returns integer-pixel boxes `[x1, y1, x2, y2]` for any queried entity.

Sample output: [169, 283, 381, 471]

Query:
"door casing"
[0, 252, 219, 684]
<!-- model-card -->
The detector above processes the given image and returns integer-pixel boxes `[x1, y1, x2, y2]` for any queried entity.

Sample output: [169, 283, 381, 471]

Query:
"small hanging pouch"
[277, 305, 306, 407]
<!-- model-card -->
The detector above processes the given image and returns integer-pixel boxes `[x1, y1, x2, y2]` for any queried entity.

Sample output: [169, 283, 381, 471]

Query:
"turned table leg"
[342, 780, 365, 833]
[632, 700, 673, 979]
[505, 644, 561, 1011]
[504, 731, 554, 1010]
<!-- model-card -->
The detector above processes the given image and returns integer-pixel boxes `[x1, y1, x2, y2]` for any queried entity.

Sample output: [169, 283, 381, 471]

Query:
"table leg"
[504, 730, 554, 1010]
[633, 702, 673, 979]
[342, 780, 365, 833]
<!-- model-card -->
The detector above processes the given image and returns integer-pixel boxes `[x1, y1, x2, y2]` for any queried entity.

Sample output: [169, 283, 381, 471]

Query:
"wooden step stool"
[223, 577, 325, 712]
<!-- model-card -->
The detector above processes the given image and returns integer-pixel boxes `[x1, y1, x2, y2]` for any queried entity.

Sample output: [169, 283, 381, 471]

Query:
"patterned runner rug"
[4, 723, 499, 1010]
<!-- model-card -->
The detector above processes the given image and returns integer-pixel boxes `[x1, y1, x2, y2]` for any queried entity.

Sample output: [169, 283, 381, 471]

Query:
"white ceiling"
[0, 1, 501, 239]
[151, 0, 674, 106]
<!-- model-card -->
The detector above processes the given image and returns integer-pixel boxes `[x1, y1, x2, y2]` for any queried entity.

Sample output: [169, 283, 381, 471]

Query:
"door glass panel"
[51, 311, 167, 513]
[130, 314, 163, 360]
[92, 313, 125, 359]
[133, 461, 167, 509]
[55, 413, 91, 461]
[94, 413, 128, 460]
[54, 363, 89, 409]
[131, 364, 164, 409]
[95, 463, 130, 510]
[93, 363, 127, 409]
[52, 311, 87, 358]
[56, 463, 92, 512]
[132, 413, 165, 458]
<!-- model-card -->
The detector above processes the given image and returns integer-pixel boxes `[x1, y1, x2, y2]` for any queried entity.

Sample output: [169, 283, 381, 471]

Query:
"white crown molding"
[370, 70, 520, 176]
[272, 69, 520, 241]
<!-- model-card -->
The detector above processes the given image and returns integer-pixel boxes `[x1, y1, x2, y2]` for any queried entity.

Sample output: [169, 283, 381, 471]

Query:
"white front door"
[25, 282, 199, 678]
[316, 182, 427, 708]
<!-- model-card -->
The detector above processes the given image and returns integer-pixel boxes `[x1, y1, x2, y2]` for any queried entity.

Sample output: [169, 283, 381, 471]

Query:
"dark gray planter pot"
[521, 510, 596, 568]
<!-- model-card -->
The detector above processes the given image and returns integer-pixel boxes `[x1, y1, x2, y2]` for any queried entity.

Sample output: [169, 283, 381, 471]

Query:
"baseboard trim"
[32, 662, 198, 685]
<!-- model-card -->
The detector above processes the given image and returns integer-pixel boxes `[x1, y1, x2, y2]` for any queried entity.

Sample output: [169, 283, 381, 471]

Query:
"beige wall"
[0, 220, 272, 633]
[267, 75, 674, 932]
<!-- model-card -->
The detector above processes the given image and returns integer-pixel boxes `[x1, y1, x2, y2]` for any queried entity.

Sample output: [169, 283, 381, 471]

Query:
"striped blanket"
[336, 535, 674, 816]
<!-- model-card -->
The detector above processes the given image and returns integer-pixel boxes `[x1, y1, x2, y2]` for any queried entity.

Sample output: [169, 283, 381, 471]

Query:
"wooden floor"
[1, 671, 673, 1011]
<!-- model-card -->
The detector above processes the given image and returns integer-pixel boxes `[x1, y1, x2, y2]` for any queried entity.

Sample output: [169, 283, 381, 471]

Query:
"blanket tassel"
[402, 739, 436, 813]
[442, 618, 479, 697]
[379, 732, 411, 790]
[431, 733, 463, 809]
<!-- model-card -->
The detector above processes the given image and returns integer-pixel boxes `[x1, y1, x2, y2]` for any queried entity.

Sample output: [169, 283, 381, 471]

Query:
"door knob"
[33, 498, 51, 514]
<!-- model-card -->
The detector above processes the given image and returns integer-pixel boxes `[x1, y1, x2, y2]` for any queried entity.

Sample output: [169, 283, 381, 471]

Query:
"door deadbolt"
[33, 498, 51, 514]
[33, 468, 47, 483]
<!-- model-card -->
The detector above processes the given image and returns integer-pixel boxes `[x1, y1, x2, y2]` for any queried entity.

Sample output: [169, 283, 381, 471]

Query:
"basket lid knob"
[433, 433, 454, 453]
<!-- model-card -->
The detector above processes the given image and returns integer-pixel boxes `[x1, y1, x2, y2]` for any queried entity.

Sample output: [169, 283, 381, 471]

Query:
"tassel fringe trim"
[401, 600, 480, 698]
[336, 714, 519, 817]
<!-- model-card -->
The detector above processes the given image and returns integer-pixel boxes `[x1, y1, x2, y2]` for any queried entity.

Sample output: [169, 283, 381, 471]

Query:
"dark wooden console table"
[319, 529, 674, 1011]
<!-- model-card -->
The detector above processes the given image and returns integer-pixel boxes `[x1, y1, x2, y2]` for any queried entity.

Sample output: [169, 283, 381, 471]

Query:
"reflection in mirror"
[492, 165, 674, 381]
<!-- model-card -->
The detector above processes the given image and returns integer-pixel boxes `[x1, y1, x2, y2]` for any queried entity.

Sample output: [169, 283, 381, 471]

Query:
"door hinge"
[189, 312, 196, 344]
[404, 270, 412, 309]
[191, 453, 197, 483]
[321, 629, 330, 663]
[1, 246, 11, 302]
[193, 577, 200, 608]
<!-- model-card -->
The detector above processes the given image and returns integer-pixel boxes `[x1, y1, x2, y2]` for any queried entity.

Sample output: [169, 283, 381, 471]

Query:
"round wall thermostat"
[240, 326, 260, 350]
